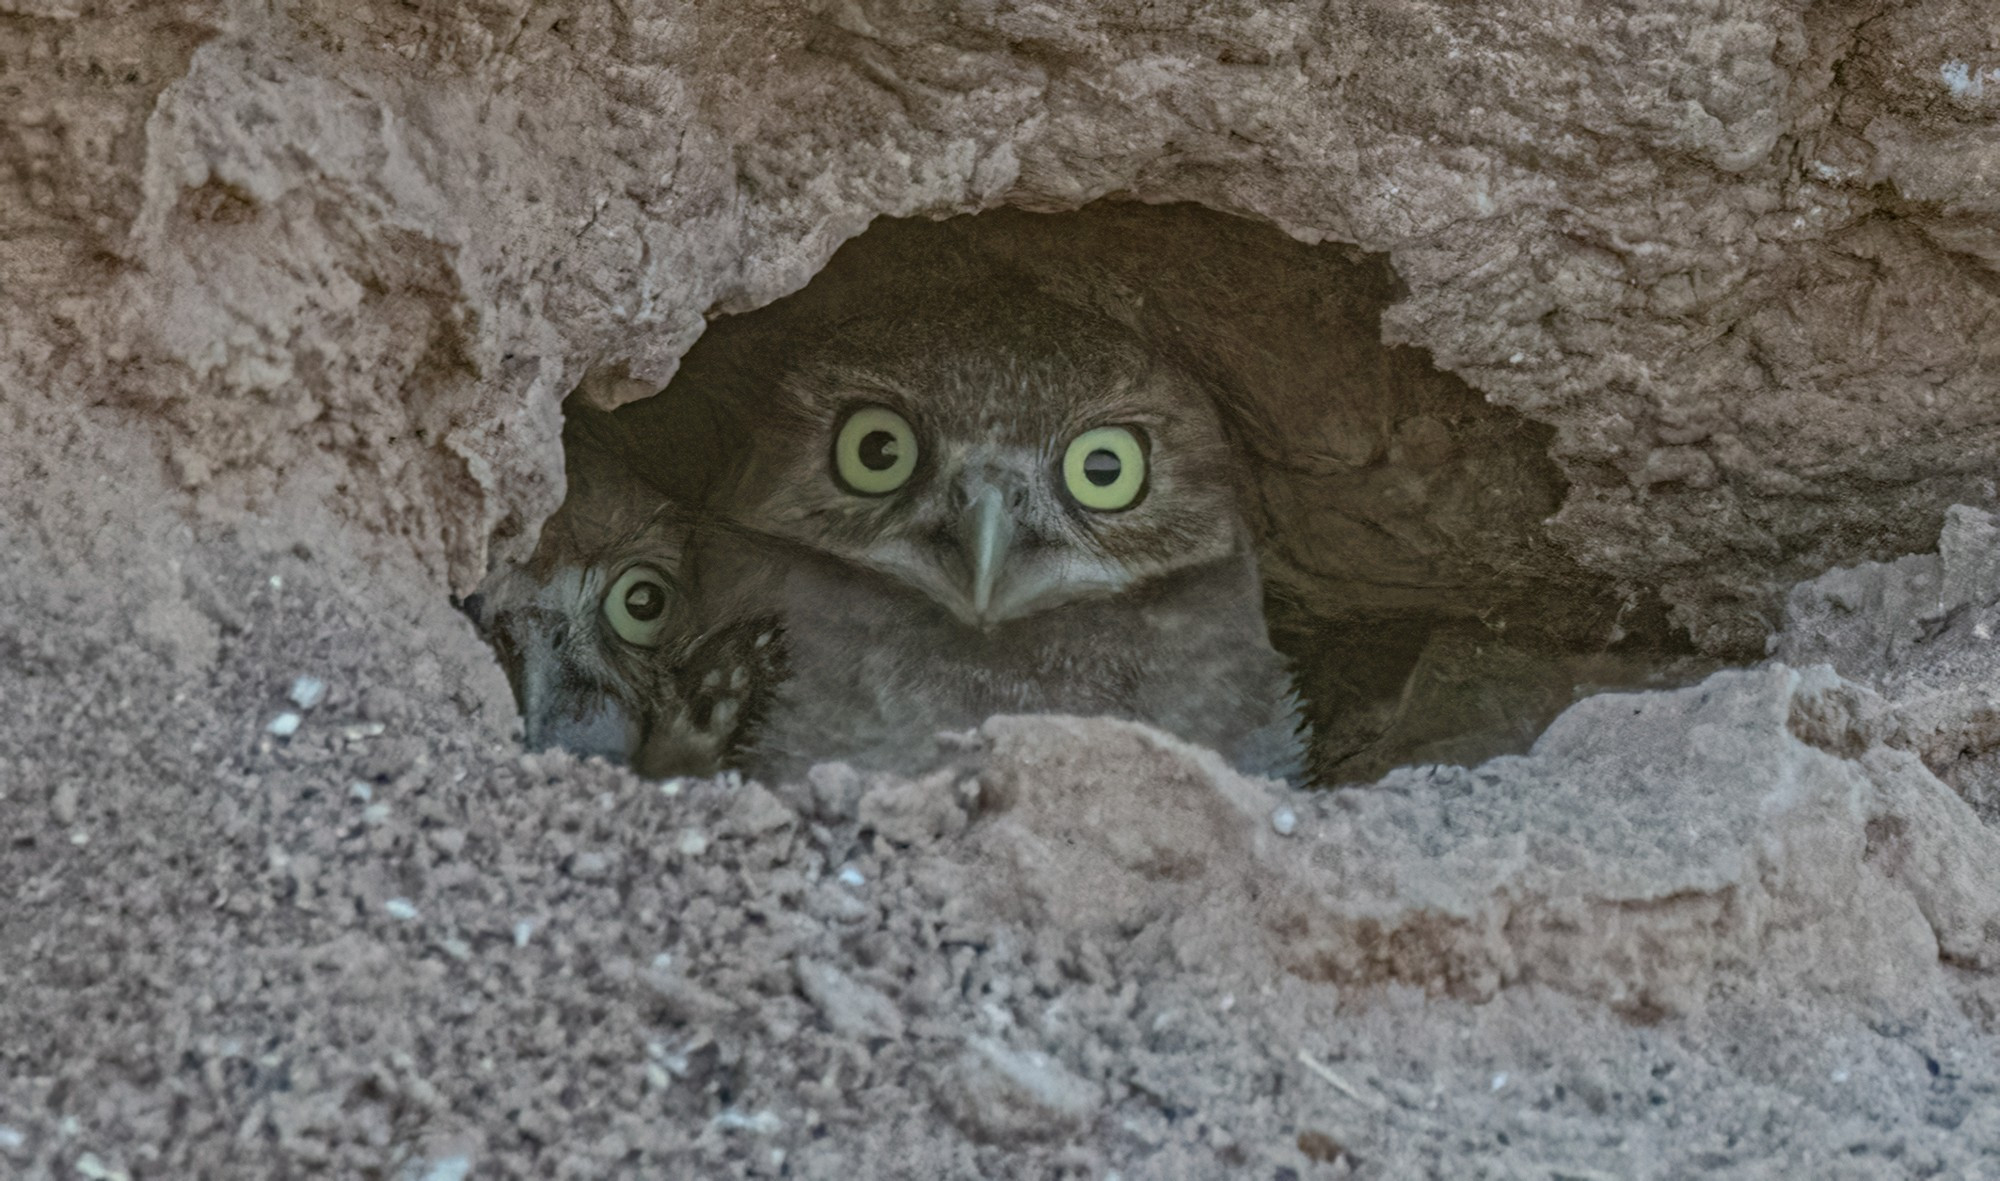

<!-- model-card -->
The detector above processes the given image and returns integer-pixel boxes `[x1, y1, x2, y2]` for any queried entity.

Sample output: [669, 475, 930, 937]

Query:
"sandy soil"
[3, 453, 1997, 1176]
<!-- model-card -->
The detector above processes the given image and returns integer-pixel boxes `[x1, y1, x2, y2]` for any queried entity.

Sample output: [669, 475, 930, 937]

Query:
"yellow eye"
[604, 565, 676, 647]
[834, 406, 918, 495]
[1063, 426, 1147, 511]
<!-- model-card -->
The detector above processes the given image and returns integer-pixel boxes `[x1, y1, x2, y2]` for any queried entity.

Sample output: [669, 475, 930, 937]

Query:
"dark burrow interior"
[519, 201, 1726, 785]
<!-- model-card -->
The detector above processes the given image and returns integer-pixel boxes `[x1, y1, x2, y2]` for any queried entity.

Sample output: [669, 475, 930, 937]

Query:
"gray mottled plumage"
[699, 279, 1308, 784]
[465, 437, 784, 778]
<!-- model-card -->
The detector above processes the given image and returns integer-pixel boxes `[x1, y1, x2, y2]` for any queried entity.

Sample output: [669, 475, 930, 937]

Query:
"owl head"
[722, 281, 1248, 627]
[466, 458, 781, 777]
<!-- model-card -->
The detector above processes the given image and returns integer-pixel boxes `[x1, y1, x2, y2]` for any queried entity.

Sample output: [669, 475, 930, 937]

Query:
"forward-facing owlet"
[465, 426, 784, 778]
[699, 279, 1308, 784]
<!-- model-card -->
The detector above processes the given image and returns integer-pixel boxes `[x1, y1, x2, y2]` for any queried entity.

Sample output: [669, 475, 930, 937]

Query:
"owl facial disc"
[749, 309, 1246, 635]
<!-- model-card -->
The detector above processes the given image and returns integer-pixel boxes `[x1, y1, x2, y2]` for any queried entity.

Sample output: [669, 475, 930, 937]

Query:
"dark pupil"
[1083, 449, 1122, 487]
[624, 581, 666, 622]
[858, 429, 901, 471]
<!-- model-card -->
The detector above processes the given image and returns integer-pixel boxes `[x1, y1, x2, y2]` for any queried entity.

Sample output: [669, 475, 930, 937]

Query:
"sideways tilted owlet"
[465, 415, 784, 778]
[701, 277, 1308, 783]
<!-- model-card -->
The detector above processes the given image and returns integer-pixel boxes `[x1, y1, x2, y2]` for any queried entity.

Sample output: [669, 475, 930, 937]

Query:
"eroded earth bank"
[4, 1, 1999, 1176]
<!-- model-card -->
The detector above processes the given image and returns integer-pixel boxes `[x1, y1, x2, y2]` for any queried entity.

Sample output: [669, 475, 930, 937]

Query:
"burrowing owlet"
[465, 413, 783, 778]
[694, 277, 1307, 783]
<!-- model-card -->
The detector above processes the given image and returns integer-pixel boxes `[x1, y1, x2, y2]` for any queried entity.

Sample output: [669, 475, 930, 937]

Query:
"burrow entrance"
[506, 202, 1720, 785]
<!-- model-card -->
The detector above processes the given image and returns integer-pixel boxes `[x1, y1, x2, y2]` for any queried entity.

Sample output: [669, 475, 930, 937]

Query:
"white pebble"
[1270, 806, 1298, 836]
[658, 778, 685, 797]
[348, 781, 373, 803]
[837, 865, 866, 887]
[0, 1126, 22, 1151]
[1491, 1072, 1509, 1091]
[419, 1156, 471, 1181]
[1217, 993, 1235, 1013]
[362, 803, 391, 826]
[385, 898, 419, 921]
[1831, 1068, 1849, 1083]
[288, 676, 327, 710]
[266, 712, 302, 737]
[513, 920, 535, 948]
[711, 1109, 784, 1135]
[268, 574, 283, 590]
[677, 829, 709, 857]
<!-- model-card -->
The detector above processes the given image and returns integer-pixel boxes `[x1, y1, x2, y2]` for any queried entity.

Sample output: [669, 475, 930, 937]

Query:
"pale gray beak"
[516, 630, 643, 763]
[960, 482, 1015, 620]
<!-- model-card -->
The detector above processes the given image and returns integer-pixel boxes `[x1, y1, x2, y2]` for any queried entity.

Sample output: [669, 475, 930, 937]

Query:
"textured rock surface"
[5, 1, 2000, 1177]
[7, 0, 1999, 627]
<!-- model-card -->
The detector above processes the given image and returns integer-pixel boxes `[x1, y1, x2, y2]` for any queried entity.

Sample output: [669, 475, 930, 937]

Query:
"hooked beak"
[961, 482, 1015, 623]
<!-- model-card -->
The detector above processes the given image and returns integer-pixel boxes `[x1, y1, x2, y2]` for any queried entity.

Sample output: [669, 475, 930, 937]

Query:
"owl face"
[467, 509, 699, 763]
[730, 291, 1247, 628]
[467, 499, 781, 778]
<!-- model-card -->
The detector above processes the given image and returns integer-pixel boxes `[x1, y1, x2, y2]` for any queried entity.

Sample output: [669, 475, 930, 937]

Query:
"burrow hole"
[493, 202, 1715, 784]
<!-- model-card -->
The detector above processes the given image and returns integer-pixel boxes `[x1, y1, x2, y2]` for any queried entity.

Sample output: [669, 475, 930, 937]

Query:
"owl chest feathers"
[744, 544, 1303, 781]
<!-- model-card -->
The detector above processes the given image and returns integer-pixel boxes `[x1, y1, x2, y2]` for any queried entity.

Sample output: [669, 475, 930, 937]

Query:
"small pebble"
[419, 1156, 471, 1181]
[385, 898, 419, 921]
[1491, 1072, 1509, 1091]
[266, 712, 302, 737]
[659, 778, 685, 797]
[0, 1126, 23, 1151]
[1270, 806, 1298, 836]
[348, 781, 373, 803]
[513, 920, 535, 948]
[362, 803, 391, 826]
[711, 1109, 784, 1135]
[837, 865, 866, 887]
[677, 829, 709, 857]
[288, 676, 328, 710]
